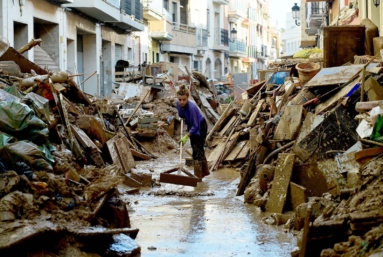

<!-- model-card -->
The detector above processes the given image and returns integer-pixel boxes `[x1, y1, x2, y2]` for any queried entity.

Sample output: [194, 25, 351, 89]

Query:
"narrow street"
[127, 158, 296, 256]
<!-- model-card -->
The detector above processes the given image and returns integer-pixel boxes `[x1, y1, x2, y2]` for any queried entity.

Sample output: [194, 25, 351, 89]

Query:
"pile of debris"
[0, 38, 158, 256]
[205, 30, 383, 256]
[0, 35, 225, 255]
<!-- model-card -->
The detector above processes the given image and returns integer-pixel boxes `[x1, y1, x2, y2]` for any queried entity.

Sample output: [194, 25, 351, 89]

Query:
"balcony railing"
[173, 22, 196, 34]
[229, 0, 247, 14]
[229, 40, 246, 53]
[247, 46, 257, 58]
[197, 28, 208, 47]
[214, 28, 229, 47]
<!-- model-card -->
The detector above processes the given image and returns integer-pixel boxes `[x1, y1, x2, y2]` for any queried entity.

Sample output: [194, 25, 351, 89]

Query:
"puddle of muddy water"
[126, 158, 297, 257]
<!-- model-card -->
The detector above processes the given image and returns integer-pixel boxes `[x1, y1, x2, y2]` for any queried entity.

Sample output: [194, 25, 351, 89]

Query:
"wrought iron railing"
[229, 40, 246, 53]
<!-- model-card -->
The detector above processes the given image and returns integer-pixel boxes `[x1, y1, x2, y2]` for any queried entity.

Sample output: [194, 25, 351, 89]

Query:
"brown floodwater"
[125, 157, 297, 257]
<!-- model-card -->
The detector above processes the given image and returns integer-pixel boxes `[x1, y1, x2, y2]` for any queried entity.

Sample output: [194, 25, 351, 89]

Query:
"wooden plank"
[247, 99, 265, 126]
[207, 140, 227, 163]
[290, 182, 307, 210]
[131, 149, 151, 160]
[219, 116, 236, 137]
[274, 105, 303, 140]
[206, 101, 235, 144]
[107, 138, 123, 170]
[70, 124, 101, 153]
[224, 141, 247, 162]
[266, 153, 295, 213]
[115, 137, 136, 173]
[221, 132, 240, 161]
[235, 141, 250, 160]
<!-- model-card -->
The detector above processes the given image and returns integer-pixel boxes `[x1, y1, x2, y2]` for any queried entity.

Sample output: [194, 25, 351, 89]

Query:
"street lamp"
[373, 0, 380, 7]
[292, 3, 301, 26]
[230, 27, 237, 42]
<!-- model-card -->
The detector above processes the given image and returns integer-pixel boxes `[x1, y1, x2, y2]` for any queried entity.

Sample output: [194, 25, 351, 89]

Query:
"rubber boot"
[202, 160, 210, 178]
[194, 160, 202, 182]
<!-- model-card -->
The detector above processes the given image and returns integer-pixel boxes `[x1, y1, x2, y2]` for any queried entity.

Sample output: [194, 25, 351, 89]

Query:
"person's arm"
[188, 106, 201, 136]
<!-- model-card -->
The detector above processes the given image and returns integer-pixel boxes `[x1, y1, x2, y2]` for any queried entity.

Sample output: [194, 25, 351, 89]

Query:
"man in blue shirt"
[176, 85, 209, 180]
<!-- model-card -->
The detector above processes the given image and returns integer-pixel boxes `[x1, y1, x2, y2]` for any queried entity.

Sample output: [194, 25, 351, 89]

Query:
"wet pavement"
[126, 157, 297, 257]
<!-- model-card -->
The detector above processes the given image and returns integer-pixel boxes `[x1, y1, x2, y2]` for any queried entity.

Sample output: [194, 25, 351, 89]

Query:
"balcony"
[161, 23, 197, 55]
[305, 2, 325, 36]
[66, 0, 144, 31]
[197, 28, 208, 50]
[66, 0, 120, 21]
[149, 19, 173, 41]
[213, 28, 229, 51]
[242, 46, 257, 63]
[212, 0, 229, 5]
[228, 0, 247, 22]
[142, 0, 163, 21]
[55, 0, 73, 3]
[229, 40, 246, 58]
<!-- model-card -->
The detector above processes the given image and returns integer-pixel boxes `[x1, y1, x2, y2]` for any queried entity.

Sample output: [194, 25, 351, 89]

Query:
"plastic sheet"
[0, 101, 48, 144]
[22, 92, 50, 125]
[0, 141, 53, 172]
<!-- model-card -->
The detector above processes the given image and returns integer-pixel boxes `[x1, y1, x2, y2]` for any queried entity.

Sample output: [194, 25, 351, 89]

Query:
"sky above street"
[269, 0, 298, 29]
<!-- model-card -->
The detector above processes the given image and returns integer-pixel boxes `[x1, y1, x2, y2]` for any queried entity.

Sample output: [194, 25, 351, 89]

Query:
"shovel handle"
[179, 119, 184, 174]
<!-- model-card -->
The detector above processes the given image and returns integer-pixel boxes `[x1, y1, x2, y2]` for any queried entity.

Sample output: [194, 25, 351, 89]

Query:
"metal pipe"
[263, 140, 295, 164]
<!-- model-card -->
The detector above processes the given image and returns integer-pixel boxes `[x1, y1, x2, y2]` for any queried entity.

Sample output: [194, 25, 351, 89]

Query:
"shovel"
[159, 119, 199, 187]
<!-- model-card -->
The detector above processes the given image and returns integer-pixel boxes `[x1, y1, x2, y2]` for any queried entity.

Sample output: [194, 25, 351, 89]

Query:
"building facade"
[0, 0, 145, 96]
[0, 0, 281, 97]
[281, 12, 302, 57]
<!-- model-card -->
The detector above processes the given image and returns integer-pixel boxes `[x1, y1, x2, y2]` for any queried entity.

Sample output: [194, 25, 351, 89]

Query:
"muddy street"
[126, 157, 296, 257]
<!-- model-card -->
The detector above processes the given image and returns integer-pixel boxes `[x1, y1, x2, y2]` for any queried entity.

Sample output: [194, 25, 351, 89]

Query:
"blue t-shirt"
[176, 101, 205, 136]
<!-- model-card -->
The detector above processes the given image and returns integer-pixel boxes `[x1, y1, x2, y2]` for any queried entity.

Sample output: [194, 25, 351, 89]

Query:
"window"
[156, 53, 159, 62]
[128, 47, 133, 60]
[164, 0, 169, 11]
[194, 61, 199, 71]
[172, 2, 177, 23]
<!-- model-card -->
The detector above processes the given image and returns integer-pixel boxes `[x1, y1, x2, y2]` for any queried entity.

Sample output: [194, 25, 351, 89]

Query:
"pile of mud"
[141, 128, 179, 156]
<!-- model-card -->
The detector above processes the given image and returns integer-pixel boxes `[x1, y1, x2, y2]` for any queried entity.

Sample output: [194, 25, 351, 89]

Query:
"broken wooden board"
[159, 167, 199, 187]
[207, 140, 227, 163]
[200, 94, 220, 121]
[114, 137, 136, 173]
[266, 153, 295, 214]
[293, 105, 359, 162]
[70, 124, 101, 153]
[274, 105, 303, 140]
[365, 76, 383, 101]
[247, 99, 265, 126]
[131, 149, 151, 160]
[315, 81, 357, 114]
[224, 141, 248, 162]
[107, 137, 123, 170]
[206, 101, 235, 146]
[221, 132, 240, 161]
[219, 116, 236, 137]
[235, 141, 250, 160]
[304, 65, 364, 88]
[290, 182, 307, 210]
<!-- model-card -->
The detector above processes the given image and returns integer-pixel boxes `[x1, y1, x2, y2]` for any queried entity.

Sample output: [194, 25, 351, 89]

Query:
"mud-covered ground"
[127, 157, 297, 256]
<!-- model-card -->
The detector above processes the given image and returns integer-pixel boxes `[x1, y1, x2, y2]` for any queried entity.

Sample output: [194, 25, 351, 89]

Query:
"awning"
[241, 57, 257, 63]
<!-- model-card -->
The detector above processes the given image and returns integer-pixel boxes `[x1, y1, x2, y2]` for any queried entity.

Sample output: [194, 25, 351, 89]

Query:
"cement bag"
[0, 141, 53, 172]
[22, 92, 50, 125]
[0, 101, 48, 144]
